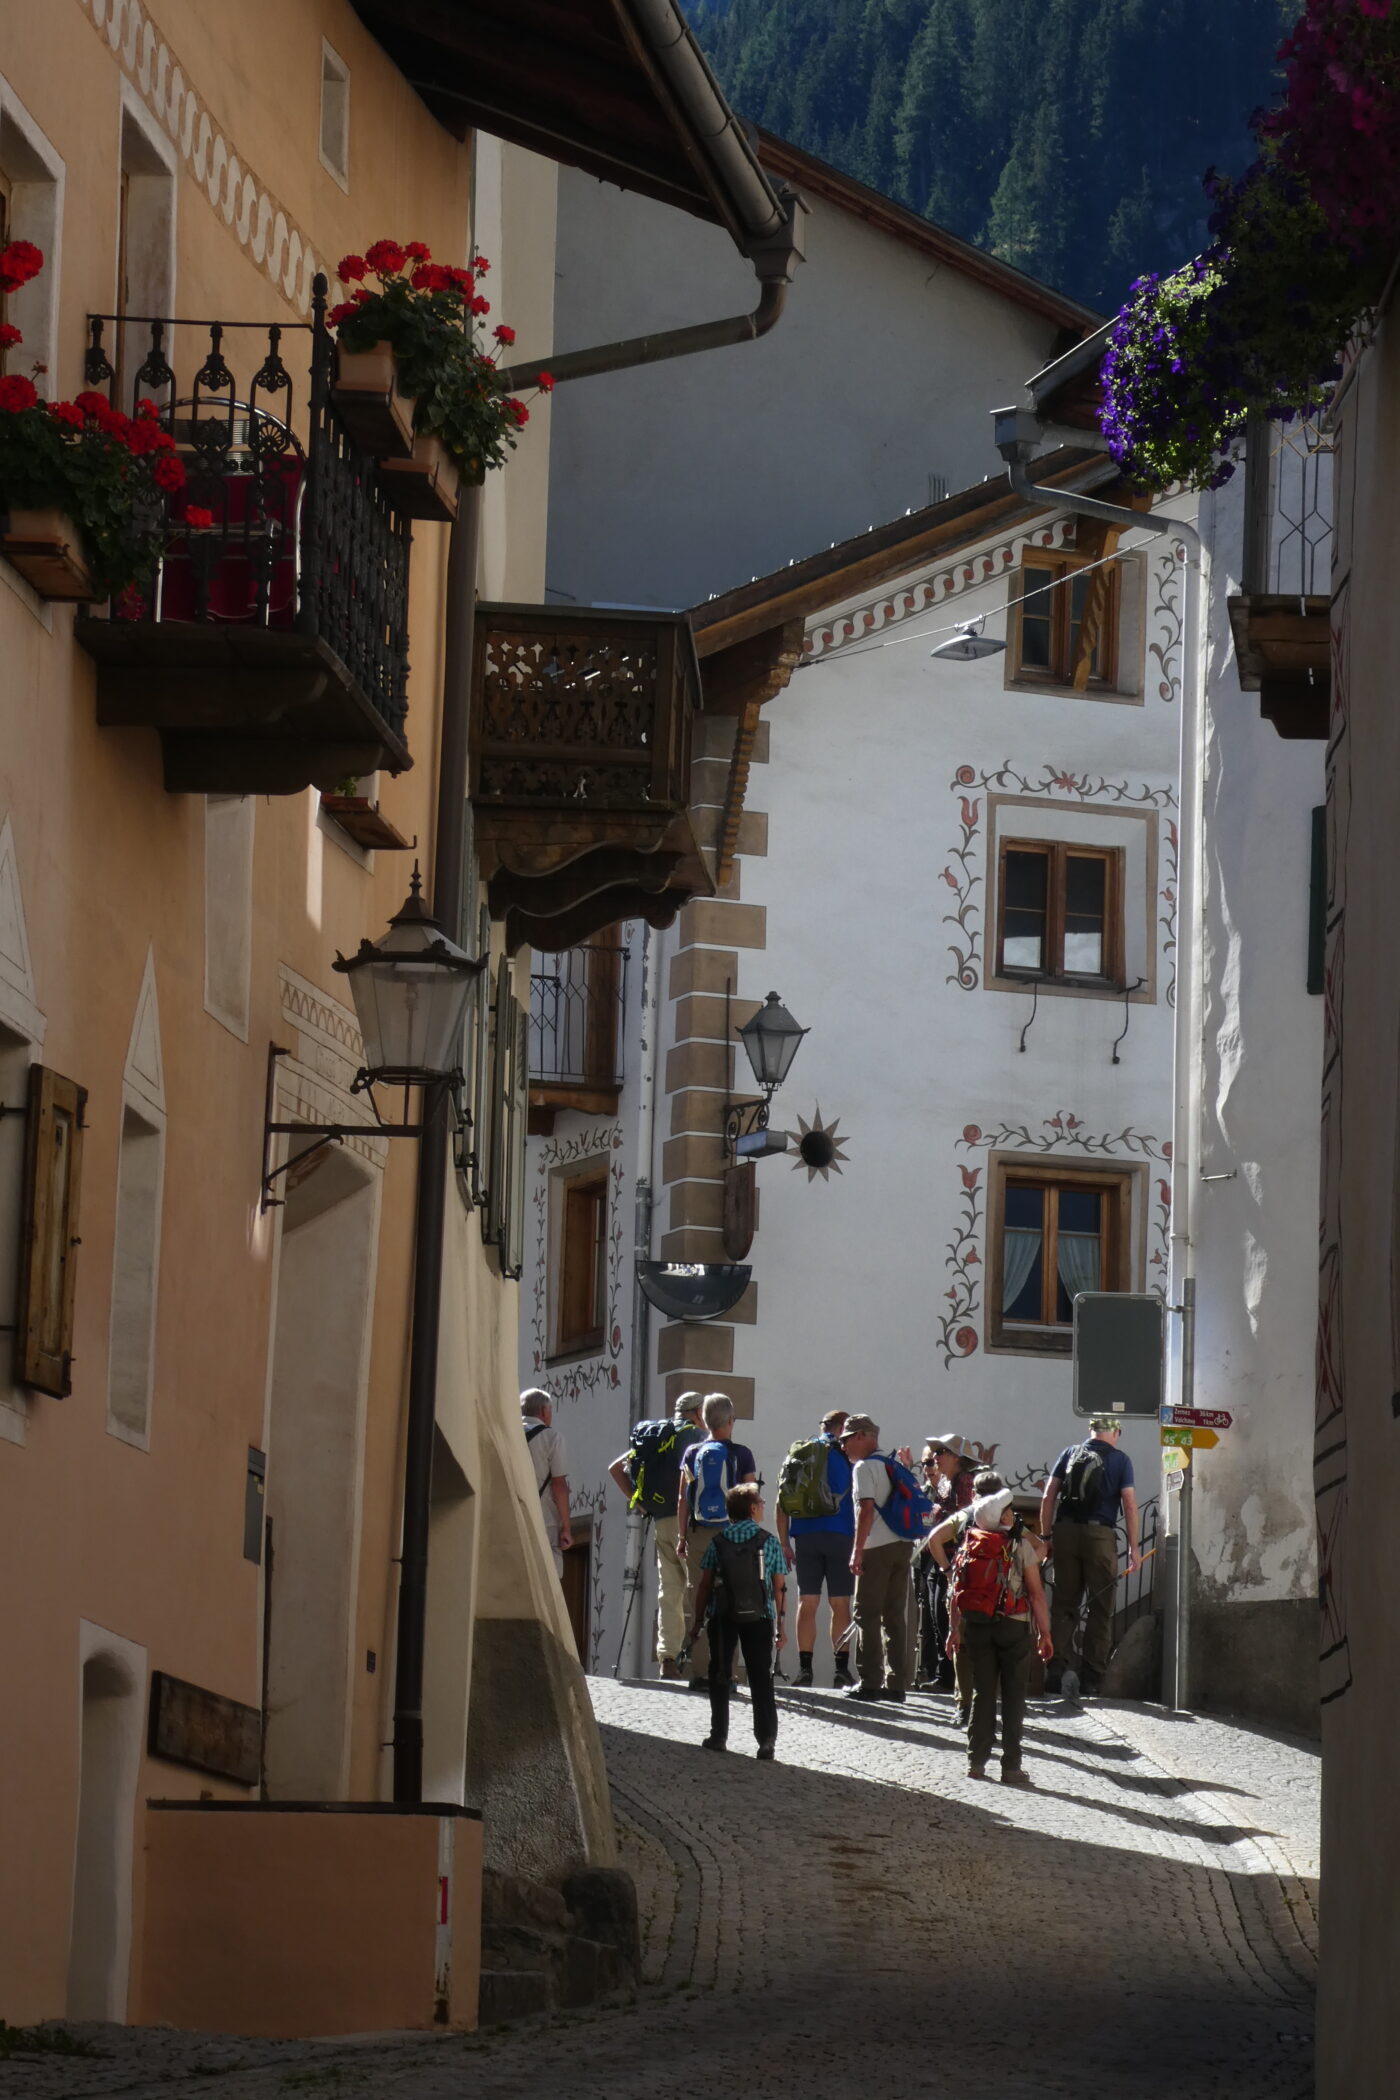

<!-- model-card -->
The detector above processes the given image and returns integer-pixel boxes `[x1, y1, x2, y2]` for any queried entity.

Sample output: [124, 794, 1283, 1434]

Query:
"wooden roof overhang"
[1227, 594, 1331, 740]
[350, 0, 780, 247]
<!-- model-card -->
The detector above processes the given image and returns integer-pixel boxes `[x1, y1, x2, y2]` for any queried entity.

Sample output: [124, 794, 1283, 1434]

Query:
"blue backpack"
[688, 1438, 739, 1524]
[876, 1454, 934, 1540]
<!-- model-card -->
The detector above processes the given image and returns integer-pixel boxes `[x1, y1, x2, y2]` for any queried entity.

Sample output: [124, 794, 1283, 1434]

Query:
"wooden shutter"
[485, 956, 512, 1249]
[15, 1065, 87, 1397]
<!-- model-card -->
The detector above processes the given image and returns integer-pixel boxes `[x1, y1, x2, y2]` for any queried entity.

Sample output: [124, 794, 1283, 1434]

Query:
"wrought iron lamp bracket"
[723, 1094, 772, 1163]
[260, 1043, 462, 1211]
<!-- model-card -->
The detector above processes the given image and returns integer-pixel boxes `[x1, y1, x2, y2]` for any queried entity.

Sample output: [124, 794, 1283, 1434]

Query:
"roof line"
[757, 132, 1101, 335]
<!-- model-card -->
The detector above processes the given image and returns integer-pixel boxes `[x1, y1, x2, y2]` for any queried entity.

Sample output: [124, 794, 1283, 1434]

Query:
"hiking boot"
[1042, 1671, 1064, 1697]
[1001, 1767, 1035, 1788]
[756, 1739, 777, 1761]
[796, 1665, 814, 1688]
[701, 1735, 727, 1752]
[833, 1665, 853, 1689]
[967, 1763, 989, 1780]
[883, 1687, 907, 1704]
[955, 1705, 971, 1729]
[660, 1658, 681, 1681]
[845, 1684, 884, 1702]
[1080, 1672, 1102, 1698]
[689, 1678, 709, 1694]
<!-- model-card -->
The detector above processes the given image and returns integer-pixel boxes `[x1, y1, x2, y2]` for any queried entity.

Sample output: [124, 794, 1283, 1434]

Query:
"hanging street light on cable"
[930, 616, 1006, 663]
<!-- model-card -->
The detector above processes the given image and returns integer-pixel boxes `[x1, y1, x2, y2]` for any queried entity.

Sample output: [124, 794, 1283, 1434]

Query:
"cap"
[1089, 1414, 1121, 1435]
[673, 1389, 705, 1420]
[840, 1413, 878, 1439]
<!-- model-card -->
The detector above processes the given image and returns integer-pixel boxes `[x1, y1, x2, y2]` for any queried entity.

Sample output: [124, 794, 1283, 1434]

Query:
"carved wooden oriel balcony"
[470, 603, 710, 949]
[1228, 409, 1332, 741]
[75, 278, 413, 795]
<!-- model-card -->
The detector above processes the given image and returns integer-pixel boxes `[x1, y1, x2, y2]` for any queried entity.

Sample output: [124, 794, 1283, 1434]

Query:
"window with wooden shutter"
[15, 1064, 86, 1397]
[553, 1168, 608, 1358]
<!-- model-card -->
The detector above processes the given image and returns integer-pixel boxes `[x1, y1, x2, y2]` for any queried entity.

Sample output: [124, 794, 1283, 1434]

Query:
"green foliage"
[684, 0, 1296, 308]
[0, 2020, 98, 2059]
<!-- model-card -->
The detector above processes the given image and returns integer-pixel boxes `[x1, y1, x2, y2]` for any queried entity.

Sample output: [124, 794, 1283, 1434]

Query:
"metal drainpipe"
[623, 921, 663, 1677]
[392, 205, 805, 1801]
[994, 412, 1209, 1714]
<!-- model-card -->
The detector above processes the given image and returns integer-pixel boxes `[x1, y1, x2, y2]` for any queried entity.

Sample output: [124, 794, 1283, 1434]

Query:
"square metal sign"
[1072, 1292, 1165, 1419]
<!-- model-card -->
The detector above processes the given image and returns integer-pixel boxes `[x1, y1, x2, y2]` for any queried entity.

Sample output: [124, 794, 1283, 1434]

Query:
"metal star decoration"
[791, 1104, 849, 1183]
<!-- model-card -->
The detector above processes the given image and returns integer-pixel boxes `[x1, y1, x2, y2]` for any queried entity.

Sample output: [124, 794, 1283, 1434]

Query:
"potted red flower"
[328, 238, 551, 521]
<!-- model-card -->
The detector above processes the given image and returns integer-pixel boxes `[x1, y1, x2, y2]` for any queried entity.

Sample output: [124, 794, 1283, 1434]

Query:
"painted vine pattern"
[942, 764, 1179, 992]
[1148, 543, 1186, 705]
[1161, 817, 1179, 1011]
[528, 1120, 627, 1402]
[804, 522, 1068, 661]
[570, 1483, 611, 1672]
[939, 1114, 1172, 1367]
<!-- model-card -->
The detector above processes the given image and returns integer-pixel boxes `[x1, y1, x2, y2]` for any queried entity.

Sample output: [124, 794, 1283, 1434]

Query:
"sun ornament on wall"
[791, 1105, 850, 1183]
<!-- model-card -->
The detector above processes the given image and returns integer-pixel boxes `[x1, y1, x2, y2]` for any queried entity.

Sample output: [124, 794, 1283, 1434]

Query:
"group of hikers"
[602, 1391, 1141, 1782]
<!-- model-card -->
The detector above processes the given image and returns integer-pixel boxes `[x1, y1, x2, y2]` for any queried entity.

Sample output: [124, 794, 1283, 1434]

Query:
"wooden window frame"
[552, 1166, 609, 1361]
[15, 1064, 87, 1397]
[995, 838, 1125, 988]
[986, 1157, 1136, 1357]
[1011, 551, 1120, 690]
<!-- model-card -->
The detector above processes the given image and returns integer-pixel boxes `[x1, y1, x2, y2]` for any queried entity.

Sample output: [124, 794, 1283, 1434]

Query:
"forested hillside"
[684, 0, 1293, 310]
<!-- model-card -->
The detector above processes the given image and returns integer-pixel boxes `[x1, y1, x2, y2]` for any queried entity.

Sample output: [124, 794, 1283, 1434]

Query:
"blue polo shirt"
[790, 1436, 855, 1538]
[1050, 1438, 1134, 1526]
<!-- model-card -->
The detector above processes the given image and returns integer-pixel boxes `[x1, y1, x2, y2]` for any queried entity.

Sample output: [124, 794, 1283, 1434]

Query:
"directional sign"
[1161, 1445, 1190, 1474]
[1164, 1407, 1233, 1430]
[1162, 1425, 1219, 1451]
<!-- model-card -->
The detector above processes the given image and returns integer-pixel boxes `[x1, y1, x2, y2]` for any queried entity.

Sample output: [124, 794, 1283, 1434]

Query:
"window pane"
[1019, 564, 1055, 669]
[1068, 571, 1103, 678]
[1003, 849, 1048, 970]
[1063, 854, 1107, 974]
[1056, 1187, 1103, 1323]
[1003, 1184, 1044, 1321]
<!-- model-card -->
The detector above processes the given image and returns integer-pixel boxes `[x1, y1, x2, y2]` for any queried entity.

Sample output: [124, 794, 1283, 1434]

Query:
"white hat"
[969, 1489, 1014, 1530]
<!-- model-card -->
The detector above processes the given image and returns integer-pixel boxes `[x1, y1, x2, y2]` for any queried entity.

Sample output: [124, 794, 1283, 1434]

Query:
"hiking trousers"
[682, 1524, 725, 1678]
[1050, 1521, 1120, 1678]
[652, 1515, 686, 1664]
[963, 1612, 1032, 1771]
[854, 1539, 915, 1692]
[708, 1618, 777, 1746]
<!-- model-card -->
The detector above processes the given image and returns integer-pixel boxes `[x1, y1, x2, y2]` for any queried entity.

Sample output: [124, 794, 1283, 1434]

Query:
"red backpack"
[951, 1520, 1029, 1620]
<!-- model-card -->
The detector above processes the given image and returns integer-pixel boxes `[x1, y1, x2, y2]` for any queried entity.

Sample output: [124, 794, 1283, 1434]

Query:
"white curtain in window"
[1002, 1227, 1042, 1311]
[1057, 1231, 1102, 1301]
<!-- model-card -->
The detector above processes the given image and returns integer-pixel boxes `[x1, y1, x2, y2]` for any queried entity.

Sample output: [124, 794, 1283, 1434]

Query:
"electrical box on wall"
[1072, 1293, 1164, 1418]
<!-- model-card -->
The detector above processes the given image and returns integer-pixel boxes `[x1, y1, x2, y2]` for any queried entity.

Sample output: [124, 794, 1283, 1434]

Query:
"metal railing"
[529, 943, 628, 1089]
[80, 278, 410, 743]
[1113, 1494, 1159, 1640]
[1242, 410, 1333, 599]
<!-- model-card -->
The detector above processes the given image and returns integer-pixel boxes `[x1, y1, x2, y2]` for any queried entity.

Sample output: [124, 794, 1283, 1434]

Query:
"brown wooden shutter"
[15, 1064, 86, 1397]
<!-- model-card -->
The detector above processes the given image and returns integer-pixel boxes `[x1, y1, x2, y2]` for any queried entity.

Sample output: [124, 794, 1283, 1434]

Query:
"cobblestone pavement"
[2, 1679, 1317, 2100]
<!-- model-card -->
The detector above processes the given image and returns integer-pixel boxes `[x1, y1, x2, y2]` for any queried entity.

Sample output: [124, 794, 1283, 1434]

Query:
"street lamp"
[332, 867, 480, 1088]
[725, 989, 808, 1162]
[929, 617, 1005, 662]
[259, 867, 484, 1210]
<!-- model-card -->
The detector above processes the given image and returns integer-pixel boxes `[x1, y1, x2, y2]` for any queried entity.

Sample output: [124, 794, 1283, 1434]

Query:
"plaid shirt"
[701, 1520, 786, 1617]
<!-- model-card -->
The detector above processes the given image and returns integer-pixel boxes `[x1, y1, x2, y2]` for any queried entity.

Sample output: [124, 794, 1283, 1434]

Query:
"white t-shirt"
[524, 1416, 567, 1501]
[853, 1455, 903, 1540]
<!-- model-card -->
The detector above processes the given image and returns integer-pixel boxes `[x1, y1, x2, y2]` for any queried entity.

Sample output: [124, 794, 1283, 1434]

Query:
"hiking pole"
[613, 1512, 653, 1678]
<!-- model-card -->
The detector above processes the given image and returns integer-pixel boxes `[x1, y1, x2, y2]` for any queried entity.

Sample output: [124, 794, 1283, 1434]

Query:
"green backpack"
[777, 1435, 839, 1520]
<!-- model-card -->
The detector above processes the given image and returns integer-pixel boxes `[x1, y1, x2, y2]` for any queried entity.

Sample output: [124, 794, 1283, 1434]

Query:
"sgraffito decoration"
[942, 764, 1178, 992]
[804, 523, 1069, 662]
[1148, 542, 1186, 704]
[527, 1122, 626, 1401]
[939, 1115, 1172, 1368]
[570, 1483, 611, 1673]
[1317, 584, 1350, 1706]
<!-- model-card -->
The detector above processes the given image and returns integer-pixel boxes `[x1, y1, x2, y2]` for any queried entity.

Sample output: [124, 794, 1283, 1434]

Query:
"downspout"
[624, 921, 663, 1677]
[993, 408, 1209, 1714]
[392, 155, 807, 1802]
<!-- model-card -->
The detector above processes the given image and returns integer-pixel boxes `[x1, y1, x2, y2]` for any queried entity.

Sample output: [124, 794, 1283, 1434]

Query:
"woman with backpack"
[915, 1434, 979, 1691]
[687, 1483, 787, 1759]
[946, 1487, 1052, 1786]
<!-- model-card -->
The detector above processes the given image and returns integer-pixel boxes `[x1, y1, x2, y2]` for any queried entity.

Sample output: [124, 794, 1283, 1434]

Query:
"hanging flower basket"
[331, 341, 416, 459]
[377, 432, 462, 522]
[1, 506, 96, 601]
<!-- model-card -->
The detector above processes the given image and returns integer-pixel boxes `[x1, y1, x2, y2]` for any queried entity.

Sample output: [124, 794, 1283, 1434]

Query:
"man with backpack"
[774, 1407, 854, 1689]
[607, 1392, 705, 1679]
[1039, 1415, 1140, 1695]
[521, 1387, 572, 1577]
[687, 1482, 787, 1759]
[840, 1414, 930, 1703]
[947, 1486, 1052, 1784]
[676, 1393, 758, 1687]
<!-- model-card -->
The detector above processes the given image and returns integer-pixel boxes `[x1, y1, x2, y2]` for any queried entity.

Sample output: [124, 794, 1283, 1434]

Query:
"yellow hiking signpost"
[1161, 1425, 1220, 1451]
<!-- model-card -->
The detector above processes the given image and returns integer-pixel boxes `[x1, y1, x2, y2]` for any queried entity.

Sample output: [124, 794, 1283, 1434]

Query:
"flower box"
[320, 794, 413, 851]
[377, 433, 461, 522]
[2, 508, 97, 601]
[331, 342, 416, 459]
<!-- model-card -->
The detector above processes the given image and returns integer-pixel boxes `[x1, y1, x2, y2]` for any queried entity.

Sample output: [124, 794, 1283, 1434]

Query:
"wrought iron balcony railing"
[75, 278, 412, 795]
[529, 942, 628, 1097]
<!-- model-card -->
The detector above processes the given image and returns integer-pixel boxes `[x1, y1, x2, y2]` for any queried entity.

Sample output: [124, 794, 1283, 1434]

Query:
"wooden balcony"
[75, 290, 413, 795]
[1231, 411, 1331, 740]
[1228, 593, 1330, 741]
[470, 603, 707, 949]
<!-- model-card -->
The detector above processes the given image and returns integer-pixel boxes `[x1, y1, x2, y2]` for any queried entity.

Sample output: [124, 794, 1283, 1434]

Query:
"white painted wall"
[546, 170, 1071, 613]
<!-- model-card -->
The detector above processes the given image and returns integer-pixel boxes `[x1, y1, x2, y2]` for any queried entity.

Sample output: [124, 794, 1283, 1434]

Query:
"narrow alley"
[3, 1680, 1317, 2100]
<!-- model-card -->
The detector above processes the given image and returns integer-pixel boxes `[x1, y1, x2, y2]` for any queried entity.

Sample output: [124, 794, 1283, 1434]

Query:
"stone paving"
[2, 1678, 1318, 2100]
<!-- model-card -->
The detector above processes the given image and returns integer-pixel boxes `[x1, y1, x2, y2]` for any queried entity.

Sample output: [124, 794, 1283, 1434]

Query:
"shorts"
[794, 1530, 855, 1600]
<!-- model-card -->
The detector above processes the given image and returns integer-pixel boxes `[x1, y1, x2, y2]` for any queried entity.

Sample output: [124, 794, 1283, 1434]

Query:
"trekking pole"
[612, 1512, 653, 1678]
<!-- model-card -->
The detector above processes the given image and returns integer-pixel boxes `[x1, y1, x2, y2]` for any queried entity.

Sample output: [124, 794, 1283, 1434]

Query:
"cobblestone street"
[3, 1680, 1318, 2100]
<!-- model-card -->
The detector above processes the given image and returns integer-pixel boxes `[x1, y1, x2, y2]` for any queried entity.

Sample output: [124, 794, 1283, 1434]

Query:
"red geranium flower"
[536, 371, 555, 393]
[0, 239, 43, 292]
[469, 295, 490, 316]
[184, 505, 215, 529]
[503, 396, 529, 427]
[135, 398, 162, 422]
[0, 373, 38, 411]
[328, 302, 357, 328]
[404, 240, 431, 261]
[364, 238, 407, 276]
[493, 324, 516, 345]
[410, 263, 454, 293]
[0, 323, 22, 349]
[152, 453, 186, 492]
[338, 254, 368, 282]
[448, 266, 474, 294]
[472, 255, 490, 273]
[48, 399, 85, 428]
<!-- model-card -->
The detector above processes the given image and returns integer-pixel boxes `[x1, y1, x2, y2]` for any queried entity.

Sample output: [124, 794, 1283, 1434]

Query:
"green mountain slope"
[685, 0, 1293, 310]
